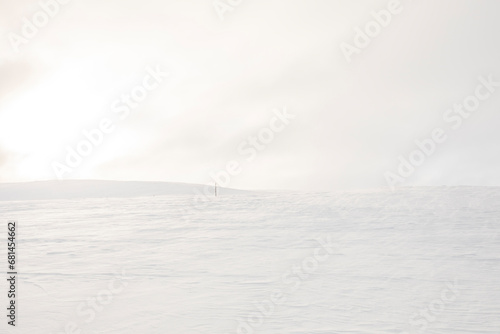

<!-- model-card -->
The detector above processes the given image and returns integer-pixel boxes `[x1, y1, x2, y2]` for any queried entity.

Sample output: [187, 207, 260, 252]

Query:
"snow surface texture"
[0, 186, 499, 333]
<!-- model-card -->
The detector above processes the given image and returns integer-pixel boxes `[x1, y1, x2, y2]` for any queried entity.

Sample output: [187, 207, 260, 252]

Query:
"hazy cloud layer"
[0, 0, 499, 190]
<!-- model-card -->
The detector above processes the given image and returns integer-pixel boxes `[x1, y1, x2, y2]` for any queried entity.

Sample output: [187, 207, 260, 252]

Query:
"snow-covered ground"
[1, 186, 499, 333]
[0, 180, 245, 201]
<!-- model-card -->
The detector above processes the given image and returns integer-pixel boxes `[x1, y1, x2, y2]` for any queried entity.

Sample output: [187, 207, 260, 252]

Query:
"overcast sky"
[0, 0, 499, 190]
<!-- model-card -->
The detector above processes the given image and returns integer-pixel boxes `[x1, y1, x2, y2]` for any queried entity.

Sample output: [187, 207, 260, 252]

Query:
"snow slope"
[0, 186, 499, 333]
[0, 180, 245, 201]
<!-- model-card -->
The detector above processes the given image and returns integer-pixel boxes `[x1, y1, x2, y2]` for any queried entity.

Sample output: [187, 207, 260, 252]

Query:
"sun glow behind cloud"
[0, 60, 115, 179]
[1, 1, 499, 189]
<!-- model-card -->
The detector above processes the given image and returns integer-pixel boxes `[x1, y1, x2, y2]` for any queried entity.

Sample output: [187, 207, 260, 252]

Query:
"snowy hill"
[0, 180, 245, 201]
